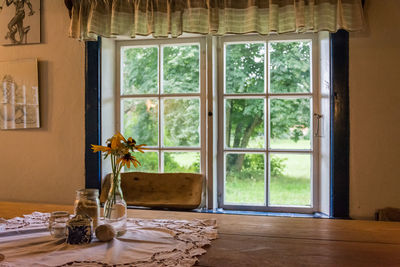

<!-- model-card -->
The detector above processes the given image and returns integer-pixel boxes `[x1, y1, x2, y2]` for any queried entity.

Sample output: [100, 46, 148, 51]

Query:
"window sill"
[127, 206, 329, 219]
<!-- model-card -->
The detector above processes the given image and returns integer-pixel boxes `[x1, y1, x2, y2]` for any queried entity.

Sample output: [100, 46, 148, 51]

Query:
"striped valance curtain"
[68, 0, 364, 41]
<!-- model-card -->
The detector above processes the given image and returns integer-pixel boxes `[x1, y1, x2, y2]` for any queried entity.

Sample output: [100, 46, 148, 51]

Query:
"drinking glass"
[49, 211, 69, 238]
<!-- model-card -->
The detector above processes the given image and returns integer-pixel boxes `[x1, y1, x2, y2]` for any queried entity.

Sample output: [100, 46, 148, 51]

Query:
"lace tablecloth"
[0, 212, 218, 267]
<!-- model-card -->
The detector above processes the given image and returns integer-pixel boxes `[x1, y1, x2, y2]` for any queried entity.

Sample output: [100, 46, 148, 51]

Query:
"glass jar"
[66, 214, 92, 244]
[49, 211, 69, 238]
[74, 189, 100, 229]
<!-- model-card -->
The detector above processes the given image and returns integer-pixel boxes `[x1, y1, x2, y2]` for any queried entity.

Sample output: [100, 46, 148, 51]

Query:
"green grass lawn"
[130, 139, 312, 206]
[272, 153, 311, 178]
[225, 175, 311, 206]
[270, 138, 310, 150]
[225, 138, 312, 206]
[269, 175, 311, 206]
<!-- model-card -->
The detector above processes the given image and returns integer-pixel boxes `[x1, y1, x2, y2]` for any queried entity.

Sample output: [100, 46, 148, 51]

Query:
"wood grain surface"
[1, 201, 400, 266]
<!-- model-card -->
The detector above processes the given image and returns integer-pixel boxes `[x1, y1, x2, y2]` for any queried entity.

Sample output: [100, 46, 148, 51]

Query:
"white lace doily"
[0, 212, 50, 232]
[0, 212, 218, 267]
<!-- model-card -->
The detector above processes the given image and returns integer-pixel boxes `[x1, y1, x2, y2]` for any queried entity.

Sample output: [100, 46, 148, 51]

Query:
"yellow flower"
[110, 132, 125, 150]
[92, 132, 146, 168]
[127, 137, 136, 147]
[91, 144, 111, 154]
[115, 132, 127, 142]
[118, 153, 140, 169]
[134, 144, 147, 153]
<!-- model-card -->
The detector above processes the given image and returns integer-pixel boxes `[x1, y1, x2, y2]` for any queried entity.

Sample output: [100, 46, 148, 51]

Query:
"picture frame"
[0, 58, 40, 130]
[0, 0, 40, 45]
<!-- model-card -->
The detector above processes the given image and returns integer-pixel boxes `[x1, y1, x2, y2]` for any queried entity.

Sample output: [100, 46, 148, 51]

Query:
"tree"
[123, 47, 157, 94]
[122, 45, 200, 148]
[163, 45, 199, 93]
[225, 41, 311, 171]
[225, 43, 265, 170]
[122, 45, 201, 171]
[122, 41, 311, 173]
[269, 41, 311, 142]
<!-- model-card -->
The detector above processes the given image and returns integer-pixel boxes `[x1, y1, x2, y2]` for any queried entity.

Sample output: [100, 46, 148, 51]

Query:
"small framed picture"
[0, 0, 40, 45]
[0, 58, 39, 129]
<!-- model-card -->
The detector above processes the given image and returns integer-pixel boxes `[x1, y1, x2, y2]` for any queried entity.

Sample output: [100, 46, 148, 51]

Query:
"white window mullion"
[312, 35, 320, 211]
[200, 38, 207, 177]
[265, 40, 270, 208]
[158, 44, 163, 172]
[116, 46, 122, 133]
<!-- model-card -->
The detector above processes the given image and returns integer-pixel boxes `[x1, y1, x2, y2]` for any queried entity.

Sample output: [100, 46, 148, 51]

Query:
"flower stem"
[104, 155, 123, 219]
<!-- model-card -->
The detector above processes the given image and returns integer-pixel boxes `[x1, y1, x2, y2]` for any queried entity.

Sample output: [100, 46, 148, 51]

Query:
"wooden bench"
[100, 172, 204, 210]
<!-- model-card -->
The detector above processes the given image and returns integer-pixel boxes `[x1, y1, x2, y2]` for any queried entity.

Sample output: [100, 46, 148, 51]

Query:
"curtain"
[68, 0, 364, 41]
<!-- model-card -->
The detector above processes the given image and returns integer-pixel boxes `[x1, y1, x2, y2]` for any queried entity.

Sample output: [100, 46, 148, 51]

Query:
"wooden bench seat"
[100, 172, 204, 210]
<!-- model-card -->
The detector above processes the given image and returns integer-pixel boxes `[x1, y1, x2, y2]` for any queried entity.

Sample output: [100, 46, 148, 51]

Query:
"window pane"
[124, 151, 159, 173]
[164, 152, 200, 173]
[270, 98, 311, 149]
[269, 153, 311, 206]
[225, 153, 265, 205]
[269, 41, 311, 93]
[225, 43, 265, 94]
[163, 98, 200, 147]
[122, 46, 158, 95]
[162, 45, 199, 94]
[122, 99, 158, 146]
[225, 99, 265, 149]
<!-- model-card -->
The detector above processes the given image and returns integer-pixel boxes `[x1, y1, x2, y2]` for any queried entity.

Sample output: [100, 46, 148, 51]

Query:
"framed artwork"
[0, 0, 40, 45]
[0, 58, 39, 130]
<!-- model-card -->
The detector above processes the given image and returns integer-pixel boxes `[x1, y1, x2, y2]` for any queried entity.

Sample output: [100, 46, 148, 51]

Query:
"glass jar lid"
[76, 188, 99, 197]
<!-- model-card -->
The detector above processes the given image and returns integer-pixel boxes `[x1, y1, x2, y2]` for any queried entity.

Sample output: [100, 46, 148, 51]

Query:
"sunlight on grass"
[224, 139, 312, 206]
[225, 175, 310, 206]
[225, 171, 265, 205]
[273, 153, 311, 182]
[270, 138, 310, 149]
[269, 176, 311, 206]
[171, 152, 198, 168]
[164, 152, 200, 173]
[269, 153, 311, 206]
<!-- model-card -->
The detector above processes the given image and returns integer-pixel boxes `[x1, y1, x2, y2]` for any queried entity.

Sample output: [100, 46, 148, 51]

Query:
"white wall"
[0, 1, 85, 205]
[349, 0, 400, 219]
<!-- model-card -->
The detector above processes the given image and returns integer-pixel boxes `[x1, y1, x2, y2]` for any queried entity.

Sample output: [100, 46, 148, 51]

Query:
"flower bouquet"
[92, 132, 146, 235]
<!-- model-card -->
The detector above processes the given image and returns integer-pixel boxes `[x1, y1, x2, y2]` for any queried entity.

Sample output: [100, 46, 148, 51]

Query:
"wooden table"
[1, 201, 400, 266]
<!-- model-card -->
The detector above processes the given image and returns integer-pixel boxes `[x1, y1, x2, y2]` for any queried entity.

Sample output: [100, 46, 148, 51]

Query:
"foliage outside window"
[120, 42, 203, 174]
[118, 36, 317, 211]
[222, 39, 314, 208]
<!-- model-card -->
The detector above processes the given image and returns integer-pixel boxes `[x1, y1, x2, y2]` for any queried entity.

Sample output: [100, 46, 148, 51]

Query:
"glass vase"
[103, 173, 127, 236]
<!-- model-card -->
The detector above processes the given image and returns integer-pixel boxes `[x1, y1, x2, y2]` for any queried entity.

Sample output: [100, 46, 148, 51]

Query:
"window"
[116, 38, 206, 174]
[218, 35, 318, 212]
[113, 34, 321, 213]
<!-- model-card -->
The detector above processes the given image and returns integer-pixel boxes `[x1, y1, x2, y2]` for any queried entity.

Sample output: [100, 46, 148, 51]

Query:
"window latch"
[314, 113, 323, 137]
